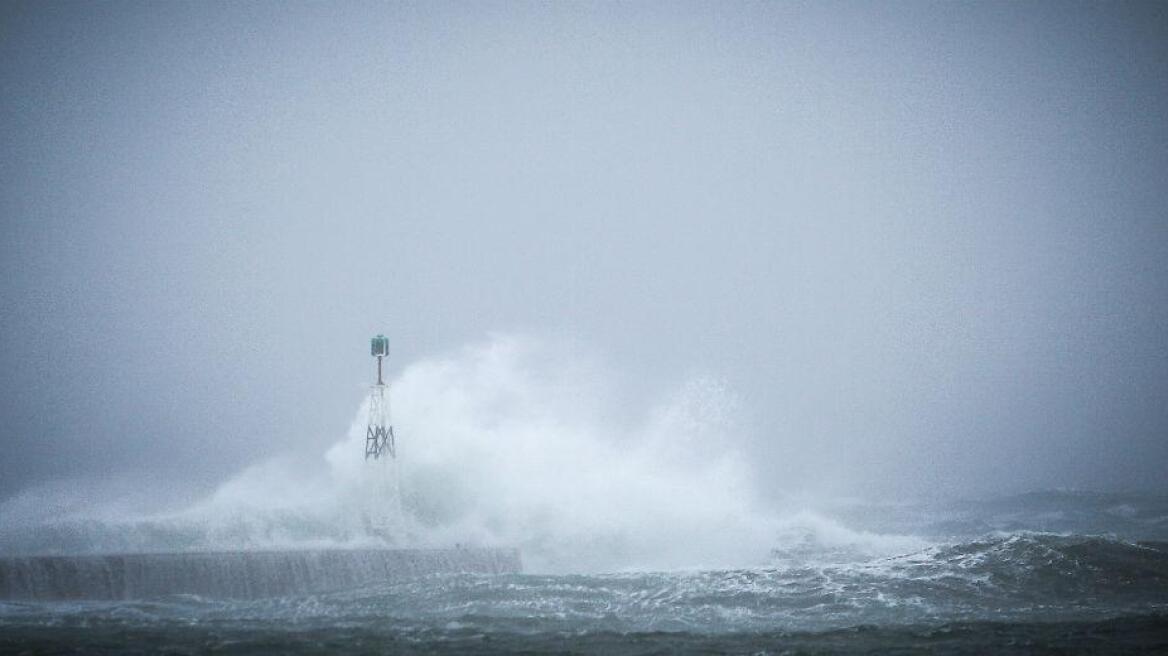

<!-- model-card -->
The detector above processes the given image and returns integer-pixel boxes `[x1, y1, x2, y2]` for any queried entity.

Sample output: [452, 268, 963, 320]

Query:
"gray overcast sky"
[1, 1, 1166, 504]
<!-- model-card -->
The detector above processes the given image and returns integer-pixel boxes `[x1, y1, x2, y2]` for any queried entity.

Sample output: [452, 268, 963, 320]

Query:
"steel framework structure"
[365, 334, 396, 460]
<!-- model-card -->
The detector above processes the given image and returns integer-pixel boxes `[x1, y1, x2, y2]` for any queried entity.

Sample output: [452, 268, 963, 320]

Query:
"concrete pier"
[0, 548, 522, 600]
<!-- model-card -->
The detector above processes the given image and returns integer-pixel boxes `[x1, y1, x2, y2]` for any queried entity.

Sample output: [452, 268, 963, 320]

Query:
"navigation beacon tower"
[365, 334, 396, 460]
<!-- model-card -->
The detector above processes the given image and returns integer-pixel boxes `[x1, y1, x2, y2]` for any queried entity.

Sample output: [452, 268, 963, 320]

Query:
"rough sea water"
[1, 515, 1166, 654]
[1, 340, 1165, 654]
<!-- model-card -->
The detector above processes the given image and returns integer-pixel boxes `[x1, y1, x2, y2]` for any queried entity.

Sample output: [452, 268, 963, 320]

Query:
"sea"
[2, 490, 1166, 655]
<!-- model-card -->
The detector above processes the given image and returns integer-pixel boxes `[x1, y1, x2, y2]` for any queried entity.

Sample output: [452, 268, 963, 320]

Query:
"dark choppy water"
[3, 492, 1167, 654]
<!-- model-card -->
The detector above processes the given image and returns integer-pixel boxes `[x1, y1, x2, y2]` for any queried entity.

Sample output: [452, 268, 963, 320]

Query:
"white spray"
[0, 335, 925, 572]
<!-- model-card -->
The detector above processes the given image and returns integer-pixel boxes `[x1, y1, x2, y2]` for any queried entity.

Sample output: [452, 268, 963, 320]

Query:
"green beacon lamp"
[371, 334, 390, 385]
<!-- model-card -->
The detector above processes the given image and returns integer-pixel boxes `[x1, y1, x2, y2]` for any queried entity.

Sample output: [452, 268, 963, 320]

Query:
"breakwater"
[0, 548, 521, 600]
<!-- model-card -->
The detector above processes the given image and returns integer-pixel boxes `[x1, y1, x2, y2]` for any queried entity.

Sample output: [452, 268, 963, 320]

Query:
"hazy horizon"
[2, 1, 1167, 514]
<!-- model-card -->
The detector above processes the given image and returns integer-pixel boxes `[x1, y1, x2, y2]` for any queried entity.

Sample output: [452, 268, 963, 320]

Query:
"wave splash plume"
[0, 335, 794, 573]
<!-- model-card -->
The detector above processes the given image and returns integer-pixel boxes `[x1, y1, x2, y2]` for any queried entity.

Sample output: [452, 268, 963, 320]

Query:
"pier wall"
[0, 548, 522, 600]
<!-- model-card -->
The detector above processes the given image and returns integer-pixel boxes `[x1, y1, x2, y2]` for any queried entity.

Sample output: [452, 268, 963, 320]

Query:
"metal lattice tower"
[365, 334, 396, 460]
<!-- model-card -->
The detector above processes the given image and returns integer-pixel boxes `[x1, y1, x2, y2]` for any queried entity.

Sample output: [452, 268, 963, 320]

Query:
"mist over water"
[6, 335, 1168, 573]
[3, 335, 1166, 576]
[0, 336, 766, 570]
